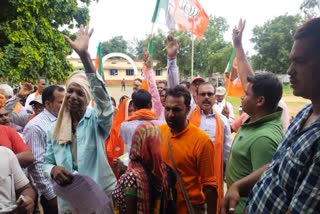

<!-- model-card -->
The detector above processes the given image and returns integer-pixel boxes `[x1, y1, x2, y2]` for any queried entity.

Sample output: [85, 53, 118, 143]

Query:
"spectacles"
[198, 92, 215, 97]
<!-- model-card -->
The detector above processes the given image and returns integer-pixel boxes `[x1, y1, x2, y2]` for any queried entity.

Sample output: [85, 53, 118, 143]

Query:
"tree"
[250, 15, 302, 74]
[0, 0, 95, 83]
[101, 36, 134, 59]
[300, 0, 320, 18]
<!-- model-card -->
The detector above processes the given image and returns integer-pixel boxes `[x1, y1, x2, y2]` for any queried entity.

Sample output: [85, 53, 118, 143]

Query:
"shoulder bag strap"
[166, 130, 195, 214]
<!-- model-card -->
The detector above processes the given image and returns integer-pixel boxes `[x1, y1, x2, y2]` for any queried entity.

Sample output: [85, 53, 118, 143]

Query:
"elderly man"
[222, 18, 320, 213]
[24, 77, 46, 113]
[44, 26, 116, 213]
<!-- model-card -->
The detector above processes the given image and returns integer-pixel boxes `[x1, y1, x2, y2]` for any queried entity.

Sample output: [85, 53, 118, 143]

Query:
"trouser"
[40, 195, 58, 214]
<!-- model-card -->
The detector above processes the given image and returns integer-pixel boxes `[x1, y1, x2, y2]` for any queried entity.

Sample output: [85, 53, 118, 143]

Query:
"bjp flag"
[168, 0, 209, 40]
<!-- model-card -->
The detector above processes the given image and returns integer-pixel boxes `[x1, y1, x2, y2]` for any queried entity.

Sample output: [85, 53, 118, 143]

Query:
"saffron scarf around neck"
[189, 105, 224, 213]
[126, 108, 157, 121]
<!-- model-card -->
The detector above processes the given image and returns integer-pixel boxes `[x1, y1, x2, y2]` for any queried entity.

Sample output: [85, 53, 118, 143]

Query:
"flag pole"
[191, 34, 194, 80]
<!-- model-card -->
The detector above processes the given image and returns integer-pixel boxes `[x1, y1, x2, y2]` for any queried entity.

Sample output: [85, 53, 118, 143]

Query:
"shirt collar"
[43, 108, 57, 122]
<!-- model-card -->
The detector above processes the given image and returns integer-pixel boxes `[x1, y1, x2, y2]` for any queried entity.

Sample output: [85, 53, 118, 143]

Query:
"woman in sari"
[112, 121, 168, 214]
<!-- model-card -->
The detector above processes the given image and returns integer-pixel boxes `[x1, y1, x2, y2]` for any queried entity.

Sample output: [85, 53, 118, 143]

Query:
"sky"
[77, 0, 303, 58]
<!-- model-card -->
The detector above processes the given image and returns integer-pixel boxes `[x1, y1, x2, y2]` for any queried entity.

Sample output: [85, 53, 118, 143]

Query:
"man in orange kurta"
[160, 86, 217, 213]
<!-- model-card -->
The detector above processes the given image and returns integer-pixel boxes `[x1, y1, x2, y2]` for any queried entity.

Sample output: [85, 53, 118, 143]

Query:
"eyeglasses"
[198, 92, 215, 97]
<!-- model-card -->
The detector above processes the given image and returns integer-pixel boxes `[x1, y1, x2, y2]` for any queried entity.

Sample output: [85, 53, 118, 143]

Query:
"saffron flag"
[95, 42, 103, 77]
[151, 0, 209, 40]
[169, 0, 209, 40]
[225, 48, 244, 98]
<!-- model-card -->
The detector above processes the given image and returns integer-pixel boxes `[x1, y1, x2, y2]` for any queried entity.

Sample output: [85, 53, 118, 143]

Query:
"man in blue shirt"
[44, 25, 116, 213]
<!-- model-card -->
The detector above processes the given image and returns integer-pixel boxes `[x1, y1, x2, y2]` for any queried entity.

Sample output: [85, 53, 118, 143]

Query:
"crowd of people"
[0, 17, 320, 214]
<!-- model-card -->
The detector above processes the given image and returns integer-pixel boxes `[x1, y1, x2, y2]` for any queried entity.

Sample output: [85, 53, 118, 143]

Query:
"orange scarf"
[126, 109, 157, 121]
[189, 106, 224, 212]
[105, 98, 130, 166]
[13, 102, 22, 113]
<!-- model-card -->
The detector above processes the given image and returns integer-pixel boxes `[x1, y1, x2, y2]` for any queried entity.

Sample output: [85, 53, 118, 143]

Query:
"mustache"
[202, 99, 210, 104]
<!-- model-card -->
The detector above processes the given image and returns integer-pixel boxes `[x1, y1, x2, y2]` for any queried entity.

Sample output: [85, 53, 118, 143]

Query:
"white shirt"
[214, 99, 235, 123]
[199, 110, 233, 162]
[0, 146, 29, 206]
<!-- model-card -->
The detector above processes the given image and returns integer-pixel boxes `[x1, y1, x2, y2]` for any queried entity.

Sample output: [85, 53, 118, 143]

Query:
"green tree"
[300, 0, 320, 18]
[194, 16, 233, 77]
[101, 36, 135, 59]
[250, 15, 302, 74]
[0, 0, 94, 83]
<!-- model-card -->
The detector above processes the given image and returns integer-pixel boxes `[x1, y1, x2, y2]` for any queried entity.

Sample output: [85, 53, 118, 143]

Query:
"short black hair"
[294, 17, 320, 55]
[166, 85, 191, 108]
[133, 78, 142, 83]
[131, 89, 152, 110]
[111, 97, 116, 106]
[180, 80, 191, 89]
[42, 85, 65, 104]
[247, 73, 282, 112]
[119, 95, 129, 104]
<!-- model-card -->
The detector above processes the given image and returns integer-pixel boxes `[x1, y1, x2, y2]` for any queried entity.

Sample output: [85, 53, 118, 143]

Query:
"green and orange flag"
[225, 48, 244, 98]
[95, 42, 103, 77]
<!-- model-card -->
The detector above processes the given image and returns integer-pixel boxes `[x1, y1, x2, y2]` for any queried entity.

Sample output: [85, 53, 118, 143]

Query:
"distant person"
[25, 77, 46, 113]
[121, 78, 126, 91]
[179, 80, 191, 90]
[214, 86, 235, 123]
[157, 80, 167, 92]
[132, 78, 142, 93]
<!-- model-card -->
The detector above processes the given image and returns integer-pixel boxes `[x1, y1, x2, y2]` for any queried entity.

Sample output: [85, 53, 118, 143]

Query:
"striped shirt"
[246, 104, 320, 213]
[23, 108, 56, 200]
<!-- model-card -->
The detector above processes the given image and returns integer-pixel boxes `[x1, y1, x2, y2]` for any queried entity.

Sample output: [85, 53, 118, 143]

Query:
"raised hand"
[143, 48, 151, 69]
[64, 25, 94, 57]
[165, 35, 179, 59]
[17, 82, 34, 98]
[232, 19, 246, 48]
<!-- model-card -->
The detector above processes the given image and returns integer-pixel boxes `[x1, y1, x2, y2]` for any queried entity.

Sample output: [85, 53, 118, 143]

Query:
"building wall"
[68, 58, 167, 84]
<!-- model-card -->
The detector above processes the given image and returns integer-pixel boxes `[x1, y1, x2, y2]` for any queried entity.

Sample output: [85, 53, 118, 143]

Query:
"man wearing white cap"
[214, 86, 235, 123]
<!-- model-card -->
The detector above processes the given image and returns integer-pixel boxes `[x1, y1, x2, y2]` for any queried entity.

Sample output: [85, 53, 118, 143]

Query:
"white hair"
[0, 84, 14, 98]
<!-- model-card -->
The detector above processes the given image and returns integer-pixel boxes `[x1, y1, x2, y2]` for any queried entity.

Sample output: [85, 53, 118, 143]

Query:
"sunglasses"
[198, 92, 215, 97]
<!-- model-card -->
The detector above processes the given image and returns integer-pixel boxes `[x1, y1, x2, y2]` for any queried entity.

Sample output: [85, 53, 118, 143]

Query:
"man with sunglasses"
[189, 82, 232, 212]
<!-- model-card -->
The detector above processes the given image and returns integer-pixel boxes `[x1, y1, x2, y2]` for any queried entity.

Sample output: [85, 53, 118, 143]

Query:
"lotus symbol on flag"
[179, 0, 200, 18]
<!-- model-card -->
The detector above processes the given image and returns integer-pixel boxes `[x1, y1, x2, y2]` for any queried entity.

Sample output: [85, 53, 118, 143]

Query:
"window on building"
[126, 69, 134, 76]
[155, 69, 162, 76]
[110, 69, 118, 76]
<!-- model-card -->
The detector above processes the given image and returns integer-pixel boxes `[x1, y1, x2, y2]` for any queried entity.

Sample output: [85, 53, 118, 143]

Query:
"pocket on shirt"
[278, 148, 304, 192]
